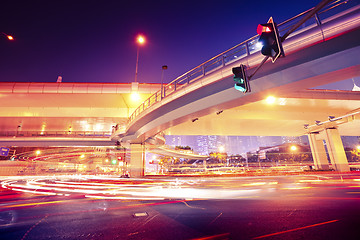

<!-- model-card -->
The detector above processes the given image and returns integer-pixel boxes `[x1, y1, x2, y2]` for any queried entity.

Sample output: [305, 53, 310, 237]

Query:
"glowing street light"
[1, 32, 14, 41]
[218, 146, 225, 153]
[134, 34, 146, 83]
[35, 150, 41, 155]
[137, 35, 145, 45]
[265, 96, 276, 104]
[130, 91, 140, 101]
[290, 145, 297, 163]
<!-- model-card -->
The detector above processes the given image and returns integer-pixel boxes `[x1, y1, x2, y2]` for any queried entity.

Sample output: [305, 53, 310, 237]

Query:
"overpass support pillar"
[308, 133, 329, 170]
[323, 128, 350, 172]
[130, 143, 145, 177]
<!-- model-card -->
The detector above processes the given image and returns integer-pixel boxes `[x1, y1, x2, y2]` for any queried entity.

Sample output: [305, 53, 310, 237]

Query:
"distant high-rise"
[165, 135, 311, 156]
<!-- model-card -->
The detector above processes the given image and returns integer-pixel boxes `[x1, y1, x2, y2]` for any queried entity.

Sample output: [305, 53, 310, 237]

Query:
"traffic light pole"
[248, 56, 269, 80]
[281, 0, 332, 41]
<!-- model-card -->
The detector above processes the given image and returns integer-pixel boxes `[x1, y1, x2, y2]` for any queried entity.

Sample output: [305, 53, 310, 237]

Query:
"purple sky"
[1, 0, 319, 84]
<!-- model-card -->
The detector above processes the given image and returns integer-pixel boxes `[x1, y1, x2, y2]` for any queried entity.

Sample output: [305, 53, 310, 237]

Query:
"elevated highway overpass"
[113, 0, 360, 175]
[0, 0, 359, 176]
[0, 82, 159, 146]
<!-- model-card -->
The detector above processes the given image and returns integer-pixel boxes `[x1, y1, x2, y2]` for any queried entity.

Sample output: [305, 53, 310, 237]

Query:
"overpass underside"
[163, 88, 360, 172]
[163, 90, 360, 137]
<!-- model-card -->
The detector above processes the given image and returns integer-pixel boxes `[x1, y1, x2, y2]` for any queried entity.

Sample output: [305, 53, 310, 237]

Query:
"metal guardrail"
[0, 131, 111, 138]
[128, 0, 356, 124]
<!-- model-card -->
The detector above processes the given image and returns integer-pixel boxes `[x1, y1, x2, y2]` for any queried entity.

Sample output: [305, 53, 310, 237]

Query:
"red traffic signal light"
[257, 17, 284, 63]
[257, 25, 272, 35]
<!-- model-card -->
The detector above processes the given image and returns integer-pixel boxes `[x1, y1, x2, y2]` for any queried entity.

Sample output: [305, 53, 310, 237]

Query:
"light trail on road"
[1, 173, 360, 240]
[2, 173, 360, 201]
[1, 175, 264, 200]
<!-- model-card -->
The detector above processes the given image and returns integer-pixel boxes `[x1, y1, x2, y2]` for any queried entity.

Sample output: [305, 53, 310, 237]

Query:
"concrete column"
[130, 143, 145, 177]
[324, 128, 350, 172]
[307, 133, 329, 170]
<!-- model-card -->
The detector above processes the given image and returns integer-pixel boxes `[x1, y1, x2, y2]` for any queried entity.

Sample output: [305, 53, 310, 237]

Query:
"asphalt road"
[1, 173, 360, 240]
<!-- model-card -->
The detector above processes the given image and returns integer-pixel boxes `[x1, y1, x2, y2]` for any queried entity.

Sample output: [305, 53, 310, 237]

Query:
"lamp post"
[161, 65, 168, 99]
[290, 145, 297, 163]
[1, 32, 14, 41]
[134, 35, 145, 83]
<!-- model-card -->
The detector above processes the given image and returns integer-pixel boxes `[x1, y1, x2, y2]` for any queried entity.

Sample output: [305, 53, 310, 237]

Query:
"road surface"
[1, 173, 360, 239]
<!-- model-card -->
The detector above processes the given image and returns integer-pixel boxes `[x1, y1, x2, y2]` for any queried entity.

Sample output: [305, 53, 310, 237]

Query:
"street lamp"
[290, 145, 297, 151]
[218, 146, 225, 153]
[290, 145, 297, 163]
[1, 32, 14, 41]
[161, 65, 168, 99]
[134, 34, 146, 83]
[130, 91, 140, 101]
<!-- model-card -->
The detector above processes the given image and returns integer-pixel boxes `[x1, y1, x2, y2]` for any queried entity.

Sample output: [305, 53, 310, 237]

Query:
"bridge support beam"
[307, 133, 329, 170]
[130, 143, 145, 177]
[323, 128, 350, 172]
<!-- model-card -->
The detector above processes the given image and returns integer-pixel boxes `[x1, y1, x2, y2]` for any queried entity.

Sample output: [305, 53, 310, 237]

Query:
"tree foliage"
[209, 152, 227, 162]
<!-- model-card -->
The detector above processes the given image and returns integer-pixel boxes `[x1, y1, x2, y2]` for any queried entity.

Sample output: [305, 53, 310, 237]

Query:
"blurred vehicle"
[120, 171, 130, 178]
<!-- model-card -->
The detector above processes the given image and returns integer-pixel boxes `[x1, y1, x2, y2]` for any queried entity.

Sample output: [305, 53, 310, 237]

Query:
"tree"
[209, 152, 227, 163]
[346, 147, 360, 162]
[266, 150, 280, 163]
[158, 156, 172, 167]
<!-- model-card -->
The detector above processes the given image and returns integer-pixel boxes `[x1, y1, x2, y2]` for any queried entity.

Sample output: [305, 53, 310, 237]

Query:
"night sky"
[1, 0, 319, 84]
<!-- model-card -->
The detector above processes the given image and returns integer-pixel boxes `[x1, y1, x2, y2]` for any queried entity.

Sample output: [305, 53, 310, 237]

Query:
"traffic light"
[257, 17, 284, 63]
[111, 159, 117, 165]
[232, 64, 249, 93]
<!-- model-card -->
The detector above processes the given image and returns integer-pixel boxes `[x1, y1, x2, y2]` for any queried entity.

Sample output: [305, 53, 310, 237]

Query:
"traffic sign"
[0, 147, 10, 157]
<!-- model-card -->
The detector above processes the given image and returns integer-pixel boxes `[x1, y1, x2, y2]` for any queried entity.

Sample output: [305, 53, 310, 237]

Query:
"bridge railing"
[128, 0, 356, 124]
[0, 131, 112, 138]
